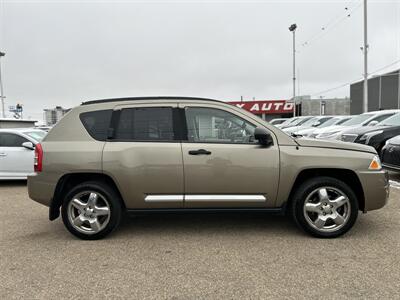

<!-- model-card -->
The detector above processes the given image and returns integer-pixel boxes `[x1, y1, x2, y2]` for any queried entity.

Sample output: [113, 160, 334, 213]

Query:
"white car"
[0, 128, 47, 180]
[269, 118, 289, 126]
[278, 116, 314, 129]
[314, 110, 400, 140]
[275, 117, 298, 128]
[297, 116, 353, 138]
[283, 116, 334, 135]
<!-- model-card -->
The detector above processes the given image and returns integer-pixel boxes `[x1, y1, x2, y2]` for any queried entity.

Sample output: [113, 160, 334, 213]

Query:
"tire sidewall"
[61, 182, 122, 240]
[291, 177, 359, 238]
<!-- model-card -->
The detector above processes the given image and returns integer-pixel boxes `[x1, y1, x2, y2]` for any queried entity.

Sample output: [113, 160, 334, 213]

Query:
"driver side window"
[185, 107, 257, 144]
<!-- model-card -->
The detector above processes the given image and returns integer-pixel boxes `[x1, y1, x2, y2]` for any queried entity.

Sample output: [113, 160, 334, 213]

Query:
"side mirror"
[254, 127, 273, 147]
[368, 120, 379, 126]
[22, 142, 34, 150]
[312, 121, 321, 127]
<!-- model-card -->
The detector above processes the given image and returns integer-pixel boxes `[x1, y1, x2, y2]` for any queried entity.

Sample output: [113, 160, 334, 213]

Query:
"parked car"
[35, 126, 52, 132]
[269, 118, 288, 126]
[315, 110, 399, 140]
[278, 116, 314, 129]
[0, 128, 47, 179]
[381, 135, 400, 171]
[339, 113, 400, 152]
[303, 116, 354, 138]
[275, 116, 298, 128]
[283, 116, 334, 135]
[28, 97, 388, 240]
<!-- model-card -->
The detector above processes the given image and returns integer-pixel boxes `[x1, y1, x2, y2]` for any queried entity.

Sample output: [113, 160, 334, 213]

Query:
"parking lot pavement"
[0, 181, 399, 300]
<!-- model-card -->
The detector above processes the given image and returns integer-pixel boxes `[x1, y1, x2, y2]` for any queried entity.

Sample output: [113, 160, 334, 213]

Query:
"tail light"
[34, 143, 43, 172]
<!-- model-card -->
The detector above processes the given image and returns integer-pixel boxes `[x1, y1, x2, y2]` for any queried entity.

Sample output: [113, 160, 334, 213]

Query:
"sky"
[0, 0, 399, 121]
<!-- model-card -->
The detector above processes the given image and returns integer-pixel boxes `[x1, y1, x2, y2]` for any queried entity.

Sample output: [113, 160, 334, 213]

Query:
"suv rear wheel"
[61, 182, 122, 240]
[291, 177, 359, 238]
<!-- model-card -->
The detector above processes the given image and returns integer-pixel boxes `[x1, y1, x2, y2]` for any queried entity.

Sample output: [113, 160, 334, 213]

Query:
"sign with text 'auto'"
[228, 100, 294, 114]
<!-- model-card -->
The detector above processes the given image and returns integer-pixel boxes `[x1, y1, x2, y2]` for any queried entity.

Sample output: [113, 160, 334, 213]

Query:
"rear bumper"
[357, 170, 389, 212]
[27, 173, 57, 207]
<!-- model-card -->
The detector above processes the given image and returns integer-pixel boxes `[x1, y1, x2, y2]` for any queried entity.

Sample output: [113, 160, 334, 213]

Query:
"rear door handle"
[188, 149, 212, 155]
[0, 153, 7, 157]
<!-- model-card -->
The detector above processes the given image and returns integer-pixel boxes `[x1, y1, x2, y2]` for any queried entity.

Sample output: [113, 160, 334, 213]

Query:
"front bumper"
[357, 170, 389, 212]
[381, 144, 400, 169]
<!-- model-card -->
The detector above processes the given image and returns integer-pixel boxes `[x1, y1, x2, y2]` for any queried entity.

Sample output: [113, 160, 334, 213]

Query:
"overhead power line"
[300, 1, 362, 50]
[310, 59, 400, 96]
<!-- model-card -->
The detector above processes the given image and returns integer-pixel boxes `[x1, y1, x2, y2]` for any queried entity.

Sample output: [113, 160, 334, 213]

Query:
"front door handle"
[188, 149, 212, 155]
[0, 153, 7, 157]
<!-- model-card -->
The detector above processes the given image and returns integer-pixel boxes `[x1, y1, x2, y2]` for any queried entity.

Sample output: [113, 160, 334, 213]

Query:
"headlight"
[369, 155, 382, 170]
[359, 130, 383, 143]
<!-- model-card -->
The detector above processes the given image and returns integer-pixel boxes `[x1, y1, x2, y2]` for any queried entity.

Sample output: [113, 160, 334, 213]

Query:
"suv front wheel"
[61, 182, 122, 240]
[291, 177, 359, 238]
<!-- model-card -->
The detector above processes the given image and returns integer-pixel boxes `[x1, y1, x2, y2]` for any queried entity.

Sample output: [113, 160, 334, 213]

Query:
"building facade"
[228, 100, 294, 121]
[43, 106, 70, 126]
[350, 69, 400, 114]
[228, 97, 349, 119]
[296, 96, 350, 116]
[0, 118, 37, 128]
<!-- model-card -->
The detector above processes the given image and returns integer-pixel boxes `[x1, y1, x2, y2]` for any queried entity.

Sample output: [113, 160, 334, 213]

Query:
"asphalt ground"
[0, 175, 399, 299]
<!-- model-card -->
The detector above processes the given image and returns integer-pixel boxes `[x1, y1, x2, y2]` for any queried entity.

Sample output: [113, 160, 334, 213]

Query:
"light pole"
[363, 0, 368, 112]
[0, 51, 5, 118]
[289, 24, 297, 117]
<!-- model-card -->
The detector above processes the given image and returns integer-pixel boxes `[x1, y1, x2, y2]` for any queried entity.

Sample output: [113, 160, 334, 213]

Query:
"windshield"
[336, 117, 352, 125]
[342, 114, 373, 126]
[291, 117, 313, 126]
[24, 130, 46, 142]
[318, 117, 338, 128]
[271, 118, 287, 125]
[380, 113, 400, 126]
[300, 117, 319, 127]
[281, 117, 297, 125]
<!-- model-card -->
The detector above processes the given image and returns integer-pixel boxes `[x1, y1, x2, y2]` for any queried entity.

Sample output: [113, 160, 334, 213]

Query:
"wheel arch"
[50, 172, 125, 221]
[287, 168, 365, 213]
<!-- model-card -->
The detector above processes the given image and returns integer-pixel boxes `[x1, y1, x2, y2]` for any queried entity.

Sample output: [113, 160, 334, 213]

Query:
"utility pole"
[289, 24, 297, 117]
[0, 51, 5, 118]
[363, 0, 368, 112]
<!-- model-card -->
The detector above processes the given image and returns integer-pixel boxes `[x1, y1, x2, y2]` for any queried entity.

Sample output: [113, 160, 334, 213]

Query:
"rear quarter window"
[80, 110, 112, 141]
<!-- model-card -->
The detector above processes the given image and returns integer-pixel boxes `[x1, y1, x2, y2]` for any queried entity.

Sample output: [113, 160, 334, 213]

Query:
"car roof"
[81, 96, 222, 106]
[365, 109, 400, 115]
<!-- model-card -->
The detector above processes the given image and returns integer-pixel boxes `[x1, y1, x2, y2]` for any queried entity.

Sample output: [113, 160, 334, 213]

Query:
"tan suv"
[28, 97, 389, 240]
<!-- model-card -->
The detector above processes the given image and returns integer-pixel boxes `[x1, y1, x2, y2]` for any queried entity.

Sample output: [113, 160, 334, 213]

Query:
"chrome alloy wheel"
[67, 191, 111, 235]
[303, 187, 351, 233]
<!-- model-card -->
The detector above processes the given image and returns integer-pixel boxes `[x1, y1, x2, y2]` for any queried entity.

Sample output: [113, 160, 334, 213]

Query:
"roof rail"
[81, 96, 222, 106]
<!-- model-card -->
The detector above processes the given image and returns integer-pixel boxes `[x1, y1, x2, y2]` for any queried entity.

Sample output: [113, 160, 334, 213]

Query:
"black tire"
[61, 181, 122, 240]
[290, 176, 359, 238]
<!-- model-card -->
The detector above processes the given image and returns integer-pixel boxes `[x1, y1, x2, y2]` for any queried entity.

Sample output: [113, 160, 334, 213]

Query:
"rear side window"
[115, 107, 174, 141]
[0, 133, 29, 147]
[80, 110, 112, 141]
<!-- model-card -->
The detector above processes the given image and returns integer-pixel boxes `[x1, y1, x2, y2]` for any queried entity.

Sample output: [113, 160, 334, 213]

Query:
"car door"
[180, 103, 280, 208]
[102, 103, 184, 209]
[0, 132, 34, 178]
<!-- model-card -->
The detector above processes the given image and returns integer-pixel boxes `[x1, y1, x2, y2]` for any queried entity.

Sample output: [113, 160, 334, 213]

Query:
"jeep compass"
[28, 97, 389, 239]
